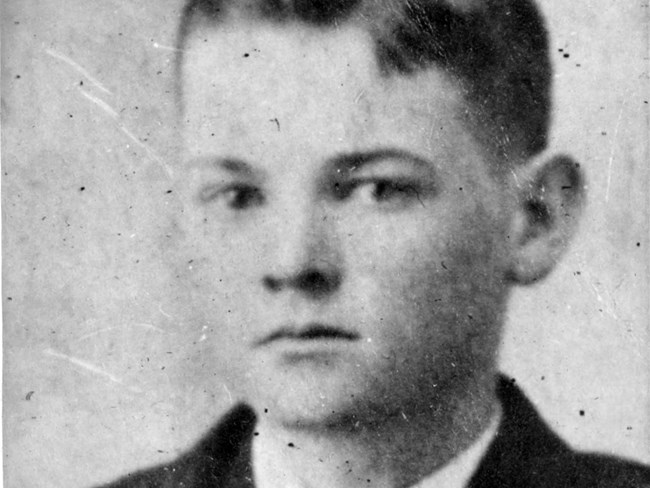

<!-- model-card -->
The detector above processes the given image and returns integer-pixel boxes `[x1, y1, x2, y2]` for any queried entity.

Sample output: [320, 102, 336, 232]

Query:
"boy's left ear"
[506, 155, 585, 285]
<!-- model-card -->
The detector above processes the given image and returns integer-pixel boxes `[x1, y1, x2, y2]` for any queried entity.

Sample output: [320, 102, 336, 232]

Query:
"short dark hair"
[176, 0, 552, 159]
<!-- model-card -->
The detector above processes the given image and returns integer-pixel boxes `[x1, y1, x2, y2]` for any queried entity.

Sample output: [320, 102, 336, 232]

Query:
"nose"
[262, 204, 342, 299]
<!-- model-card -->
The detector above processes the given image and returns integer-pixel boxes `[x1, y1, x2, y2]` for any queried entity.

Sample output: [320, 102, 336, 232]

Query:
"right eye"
[199, 184, 265, 210]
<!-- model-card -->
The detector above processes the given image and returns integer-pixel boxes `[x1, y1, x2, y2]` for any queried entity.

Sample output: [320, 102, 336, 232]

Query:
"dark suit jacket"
[99, 377, 650, 487]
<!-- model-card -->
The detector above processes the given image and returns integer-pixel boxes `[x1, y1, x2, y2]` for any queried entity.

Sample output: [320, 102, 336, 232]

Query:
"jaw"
[251, 360, 502, 488]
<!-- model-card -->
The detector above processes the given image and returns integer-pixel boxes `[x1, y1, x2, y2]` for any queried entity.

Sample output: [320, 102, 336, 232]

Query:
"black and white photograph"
[2, 1, 649, 487]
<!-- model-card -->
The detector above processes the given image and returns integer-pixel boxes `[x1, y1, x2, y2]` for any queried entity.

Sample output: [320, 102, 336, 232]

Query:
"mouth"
[256, 323, 360, 347]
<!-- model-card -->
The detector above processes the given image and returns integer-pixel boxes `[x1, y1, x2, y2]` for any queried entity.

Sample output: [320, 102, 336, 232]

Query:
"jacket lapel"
[468, 376, 574, 488]
[202, 377, 575, 488]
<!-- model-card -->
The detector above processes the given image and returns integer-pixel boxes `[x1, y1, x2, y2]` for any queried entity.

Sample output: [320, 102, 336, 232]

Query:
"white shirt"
[412, 411, 500, 488]
[253, 410, 501, 488]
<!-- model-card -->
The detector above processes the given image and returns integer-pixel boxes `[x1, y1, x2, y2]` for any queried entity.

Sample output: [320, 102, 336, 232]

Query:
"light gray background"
[2, 1, 649, 487]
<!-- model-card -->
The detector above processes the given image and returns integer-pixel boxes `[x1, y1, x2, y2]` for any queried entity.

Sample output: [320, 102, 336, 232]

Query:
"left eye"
[353, 179, 421, 206]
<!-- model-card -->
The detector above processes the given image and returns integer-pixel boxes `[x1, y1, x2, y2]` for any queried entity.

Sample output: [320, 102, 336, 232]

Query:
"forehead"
[182, 21, 478, 167]
[184, 21, 376, 92]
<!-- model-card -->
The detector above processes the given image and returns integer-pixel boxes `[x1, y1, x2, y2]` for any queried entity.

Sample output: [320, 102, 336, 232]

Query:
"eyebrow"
[188, 156, 263, 177]
[329, 149, 434, 174]
[187, 149, 433, 177]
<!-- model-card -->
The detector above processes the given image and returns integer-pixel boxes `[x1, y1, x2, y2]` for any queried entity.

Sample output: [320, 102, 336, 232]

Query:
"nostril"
[263, 275, 283, 292]
[263, 268, 341, 296]
[294, 269, 341, 296]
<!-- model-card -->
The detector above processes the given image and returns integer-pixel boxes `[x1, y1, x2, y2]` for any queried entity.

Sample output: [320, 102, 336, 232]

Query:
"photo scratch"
[44, 48, 112, 95]
[159, 304, 173, 319]
[589, 282, 619, 320]
[78, 88, 174, 184]
[223, 384, 233, 403]
[79, 89, 119, 119]
[75, 323, 167, 342]
[605, 96, 627, 203]
[118, 125, 170, 175]
[43, 348, 135, 389]
[152, 41, 183, 52]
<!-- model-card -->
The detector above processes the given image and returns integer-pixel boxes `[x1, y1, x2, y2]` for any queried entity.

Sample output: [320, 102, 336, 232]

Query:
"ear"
[506, 155, 585, 285]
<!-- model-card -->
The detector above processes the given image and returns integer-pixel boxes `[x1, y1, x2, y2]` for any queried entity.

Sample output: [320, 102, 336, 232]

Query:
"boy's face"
[178, 22, 516, 426]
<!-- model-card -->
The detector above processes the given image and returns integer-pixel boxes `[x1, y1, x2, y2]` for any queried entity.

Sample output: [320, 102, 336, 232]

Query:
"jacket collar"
[192, 375, 570, 488]
[468, 376, 572, 488]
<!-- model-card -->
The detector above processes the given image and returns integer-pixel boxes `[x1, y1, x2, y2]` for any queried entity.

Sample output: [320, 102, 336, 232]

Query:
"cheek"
[182, 217, 262, 277]
[166, 220, 265, 323]
[349, 204, 507, 326]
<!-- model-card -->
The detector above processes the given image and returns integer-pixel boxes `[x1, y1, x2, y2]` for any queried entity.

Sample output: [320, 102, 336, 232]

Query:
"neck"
[253, 375, 499, 488]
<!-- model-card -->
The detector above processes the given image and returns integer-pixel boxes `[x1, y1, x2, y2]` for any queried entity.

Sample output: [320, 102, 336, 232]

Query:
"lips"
[256, 323, 360, 346]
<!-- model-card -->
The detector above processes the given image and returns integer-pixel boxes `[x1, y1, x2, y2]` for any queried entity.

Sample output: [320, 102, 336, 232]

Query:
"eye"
[347, 179, 422, 207]
[199, 183, 264, 210]
[362, 180, 415, 201]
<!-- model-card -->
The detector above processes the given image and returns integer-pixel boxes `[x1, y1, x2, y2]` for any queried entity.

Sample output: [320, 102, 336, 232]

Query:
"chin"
[273, 400, 384, 433]
[249, 375, 411, 434]
[244, 370, 377, 431]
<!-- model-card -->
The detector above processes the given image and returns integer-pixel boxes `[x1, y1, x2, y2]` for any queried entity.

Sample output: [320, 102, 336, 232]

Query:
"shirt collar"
[411, 408, 501, 488]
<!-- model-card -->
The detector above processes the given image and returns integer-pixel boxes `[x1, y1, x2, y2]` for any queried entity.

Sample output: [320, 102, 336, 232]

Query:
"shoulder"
[470, 375, 650, 488]
[569, 451, 650, 488]
[95, 404, 257, 488]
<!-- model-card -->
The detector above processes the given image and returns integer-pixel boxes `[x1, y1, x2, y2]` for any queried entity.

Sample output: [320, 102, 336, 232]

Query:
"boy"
[102, 0, 650, 486]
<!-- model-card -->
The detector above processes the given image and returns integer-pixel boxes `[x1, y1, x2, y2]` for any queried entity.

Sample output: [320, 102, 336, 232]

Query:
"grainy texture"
[2, 1, 649, 487]
[95, 379, 650, 488]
